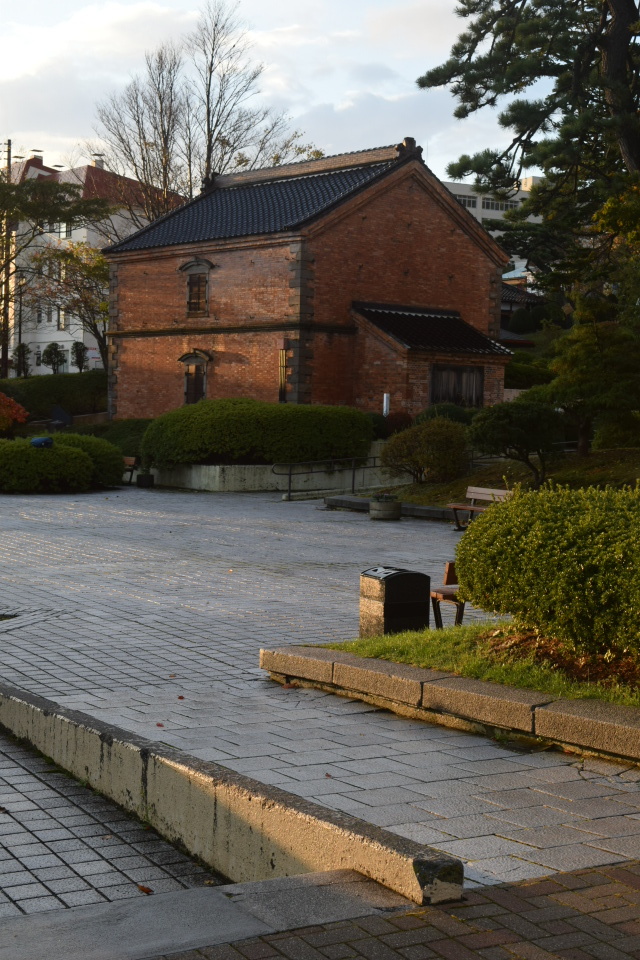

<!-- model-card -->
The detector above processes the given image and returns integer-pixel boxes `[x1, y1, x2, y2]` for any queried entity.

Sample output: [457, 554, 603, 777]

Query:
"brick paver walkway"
[153, 863, 640, 959]
[1, 489, 639, 888]
[0, 731, 221, 916]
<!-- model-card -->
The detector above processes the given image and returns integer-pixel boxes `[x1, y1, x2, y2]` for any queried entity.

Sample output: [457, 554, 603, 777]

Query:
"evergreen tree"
[418, 1, 640, 287]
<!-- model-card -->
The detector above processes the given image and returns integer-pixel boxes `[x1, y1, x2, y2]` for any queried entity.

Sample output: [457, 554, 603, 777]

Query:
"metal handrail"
[272, 455, 382, 500]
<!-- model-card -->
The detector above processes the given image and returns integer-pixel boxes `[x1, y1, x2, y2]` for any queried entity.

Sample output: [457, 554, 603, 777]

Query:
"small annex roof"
[353, 302, 513, 357]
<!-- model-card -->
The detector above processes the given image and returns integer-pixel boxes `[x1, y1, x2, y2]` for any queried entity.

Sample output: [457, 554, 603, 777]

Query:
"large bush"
[381, 418, 468, 484]
[0, 370, 107, 420]
[469, 400, 562, 487]
[456, 486, 640, 657]
[0, 439, 93, 493]
[54, 434, 124, 487]
[141, 399, 374, 467]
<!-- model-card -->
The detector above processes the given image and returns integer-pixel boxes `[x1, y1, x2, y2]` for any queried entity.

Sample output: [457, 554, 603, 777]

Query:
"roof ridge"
[212, 145, 400, 189]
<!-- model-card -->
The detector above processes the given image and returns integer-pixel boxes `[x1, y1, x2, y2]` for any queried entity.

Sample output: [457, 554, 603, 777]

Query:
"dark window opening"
[187, 274, 208, 314]
[431, 365, 484, 407]
[184, 363, 206, 404]
[278, 349, 287, 402]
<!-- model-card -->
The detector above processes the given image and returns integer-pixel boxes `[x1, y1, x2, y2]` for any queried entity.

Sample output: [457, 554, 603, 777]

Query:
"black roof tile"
[353, 302, 512, 357]
[108, 161, 394, 253]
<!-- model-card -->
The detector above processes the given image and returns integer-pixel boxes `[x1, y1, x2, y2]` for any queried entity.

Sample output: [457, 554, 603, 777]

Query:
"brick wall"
[109, 239, 299, 418]
[307, 166, 506, 409]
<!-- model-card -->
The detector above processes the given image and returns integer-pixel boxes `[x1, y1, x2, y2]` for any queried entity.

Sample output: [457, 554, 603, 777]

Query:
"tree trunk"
[576, 419, 593, 457]
[600, 0, 640, 173]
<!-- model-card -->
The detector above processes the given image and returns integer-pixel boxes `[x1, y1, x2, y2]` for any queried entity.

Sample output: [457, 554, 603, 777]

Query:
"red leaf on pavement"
[137, 885, 154, 895]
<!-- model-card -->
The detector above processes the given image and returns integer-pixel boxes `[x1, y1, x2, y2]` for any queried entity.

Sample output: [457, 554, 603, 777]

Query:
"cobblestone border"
[0, 680, 463, 906]
[260, 647, 640, 765]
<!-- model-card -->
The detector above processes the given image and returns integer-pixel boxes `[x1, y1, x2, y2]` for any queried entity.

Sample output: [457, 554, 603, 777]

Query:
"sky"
[0, 0, 508, 181]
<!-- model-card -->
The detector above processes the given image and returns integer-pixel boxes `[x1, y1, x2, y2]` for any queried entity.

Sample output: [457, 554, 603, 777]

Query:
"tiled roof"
[501, 282, 542, 304]
[353, 302, 512, 357]
[107, 161, 395, 253]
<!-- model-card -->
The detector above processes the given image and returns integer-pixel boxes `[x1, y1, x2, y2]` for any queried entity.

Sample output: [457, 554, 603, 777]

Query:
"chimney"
[92, 154, 105, 169]
[396, 137, 423, 161]
[200, 172, 219, 195]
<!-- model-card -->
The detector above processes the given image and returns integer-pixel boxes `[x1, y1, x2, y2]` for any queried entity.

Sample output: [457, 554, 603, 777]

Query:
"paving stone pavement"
[0, 731, 222, 916]
[1, 489, 640, 888]
[149, 862, 640, 959]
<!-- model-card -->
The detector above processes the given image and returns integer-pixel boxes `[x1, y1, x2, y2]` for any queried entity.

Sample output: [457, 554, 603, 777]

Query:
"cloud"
[1, 3, 195, 83]
[366, 1, 460, 61]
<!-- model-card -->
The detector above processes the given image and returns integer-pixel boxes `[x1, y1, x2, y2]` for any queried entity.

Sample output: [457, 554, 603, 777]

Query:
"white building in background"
[441, 176, 543, 283]
[9, 155, 143, 377]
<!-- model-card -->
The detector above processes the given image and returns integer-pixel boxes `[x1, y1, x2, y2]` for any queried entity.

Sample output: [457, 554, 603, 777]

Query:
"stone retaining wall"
[0, 681, 463, 905]
[261, 647, 640, 765]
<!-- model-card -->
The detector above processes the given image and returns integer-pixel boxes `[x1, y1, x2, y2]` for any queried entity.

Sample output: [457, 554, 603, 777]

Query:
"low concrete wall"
[150, 441, 403, 496]
[261, 647, 640, 765]
[0, 681, 462, 905]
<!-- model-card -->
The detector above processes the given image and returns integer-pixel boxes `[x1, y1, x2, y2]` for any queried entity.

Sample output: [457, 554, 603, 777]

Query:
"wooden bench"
[448, 486, 512, 531]
[430, 561, 465, 629]
[122, 457, 138, 484]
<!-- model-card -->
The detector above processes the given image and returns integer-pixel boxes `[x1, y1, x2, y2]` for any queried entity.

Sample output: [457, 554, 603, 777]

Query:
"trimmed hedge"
[414, 403, 476, 426]
[0, 371, 107, 420]
[54, 434, 124, 487]
[456, 485, 640, 657]
[381, 418, 468, 484]
[0, 439, 93, 493]
[141, 399, 374, 467]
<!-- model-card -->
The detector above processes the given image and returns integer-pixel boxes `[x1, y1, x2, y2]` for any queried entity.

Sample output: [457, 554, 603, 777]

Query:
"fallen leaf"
[178, 695, 184, 700]
[137, 885, 154, 895]
[156, 722, 164, 727]
[325, 773, 332, 778]
[169, 674, 176, 678]
[203, 879, 217, 886]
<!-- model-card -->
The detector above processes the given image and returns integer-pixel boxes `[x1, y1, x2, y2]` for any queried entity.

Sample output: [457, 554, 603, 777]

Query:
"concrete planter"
[150, 440, 401, 496]
[369, 499, 401, 521]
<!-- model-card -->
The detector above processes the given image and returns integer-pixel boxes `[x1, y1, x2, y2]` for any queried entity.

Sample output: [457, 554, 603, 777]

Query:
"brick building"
[105, 138, 511, 419]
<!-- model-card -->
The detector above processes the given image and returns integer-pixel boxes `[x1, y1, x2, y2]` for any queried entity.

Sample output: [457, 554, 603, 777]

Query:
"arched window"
[178, 259, 215, 317]
[178, 350, 212, 405]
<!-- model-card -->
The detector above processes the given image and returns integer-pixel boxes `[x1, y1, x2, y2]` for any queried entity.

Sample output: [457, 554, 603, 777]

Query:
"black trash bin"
[359, 566, 430, 638]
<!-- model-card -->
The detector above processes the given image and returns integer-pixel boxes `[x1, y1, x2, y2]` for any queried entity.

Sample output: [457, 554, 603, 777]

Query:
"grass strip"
[331, 622, 640, 709]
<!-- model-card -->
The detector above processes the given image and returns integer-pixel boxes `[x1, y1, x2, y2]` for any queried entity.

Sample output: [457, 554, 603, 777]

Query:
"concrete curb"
[324, 495, 452, 521]
[260, 647, 640, 765]
[0, 681, 462, 906]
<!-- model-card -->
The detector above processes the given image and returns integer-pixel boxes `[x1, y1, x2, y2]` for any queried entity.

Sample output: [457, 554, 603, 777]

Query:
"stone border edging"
[0, 681, 462, 906]
[324, 495, 451, 521]
[260, 647, 640, 765]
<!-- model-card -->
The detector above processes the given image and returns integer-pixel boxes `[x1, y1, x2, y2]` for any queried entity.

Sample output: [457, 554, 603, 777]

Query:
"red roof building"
[105, 138, 512, 418]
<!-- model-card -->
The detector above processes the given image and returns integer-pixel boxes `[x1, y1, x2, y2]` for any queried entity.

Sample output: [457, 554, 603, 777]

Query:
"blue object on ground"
[30, 437, 53, 448]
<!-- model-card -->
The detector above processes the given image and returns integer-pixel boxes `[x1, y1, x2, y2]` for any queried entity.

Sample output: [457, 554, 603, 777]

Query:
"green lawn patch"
[384, 448, 640, 508]
[331, 621, 640, 708]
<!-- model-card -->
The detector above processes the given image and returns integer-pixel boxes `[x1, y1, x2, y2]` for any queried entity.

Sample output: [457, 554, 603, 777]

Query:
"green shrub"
[367, 412, 389, 440]
[0, 370, 107, 420]
[54, 434, 124, 487]
[384, 411, 413, 435]
[77, 419, 153, 457]
[456, 485, 640, 657]
[381, 418, 468, 484]
[508, 308, 540, 334]
[504, 362, 554, 389]
[593, 414, 640, 450]
[414, 403, 476, 426]
[141, 399, 374, 467]
[0, 439, 93, 493]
